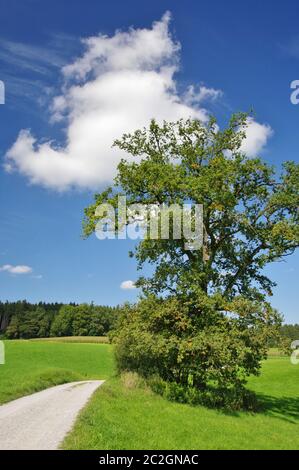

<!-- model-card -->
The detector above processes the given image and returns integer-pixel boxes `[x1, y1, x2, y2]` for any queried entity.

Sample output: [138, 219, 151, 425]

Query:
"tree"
[50, 305, 75, 337]
[72, 304, 92, 336]
[72, 304, 119, 336]
[34, 306, 51, 338]
[5, 315, 20, 339]
[84, 114, 299, 408]
[92, 305, 119, 335]
[85, 114, 298, 301]
[17, 307, 50, 339]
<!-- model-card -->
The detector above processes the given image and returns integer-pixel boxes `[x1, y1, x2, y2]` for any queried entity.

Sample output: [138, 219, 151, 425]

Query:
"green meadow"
[0, 340, 114, 404]
[0, 340, 298, 450]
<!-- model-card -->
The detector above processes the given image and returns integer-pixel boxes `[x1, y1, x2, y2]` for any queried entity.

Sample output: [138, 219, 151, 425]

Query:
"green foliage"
[1, 300, 62, 338]
[84, 114, 299, 303]
[5, 316, 20, 339]
[51, 304, 119, 337]
[6, 306, 51, 339]
[1, 301, 119, 339]
[113, 295, 281, 409]
[50, 305, 75, 337]
[148, 376, 258, 411]
[280, 323, 299, 343]
[84, 114, 298, 409]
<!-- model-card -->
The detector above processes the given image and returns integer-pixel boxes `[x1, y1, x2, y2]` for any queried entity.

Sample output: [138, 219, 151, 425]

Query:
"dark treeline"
[0, 300, 120, 339]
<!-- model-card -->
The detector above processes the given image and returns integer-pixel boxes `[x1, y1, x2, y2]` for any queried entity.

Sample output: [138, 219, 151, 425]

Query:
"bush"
[112, 295, 281, 410]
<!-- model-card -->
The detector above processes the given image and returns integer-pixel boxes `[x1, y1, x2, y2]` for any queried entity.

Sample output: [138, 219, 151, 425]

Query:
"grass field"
[0, 340, 298, 449]
[63, 357, 299, 450]
[0, 340, 115, 404]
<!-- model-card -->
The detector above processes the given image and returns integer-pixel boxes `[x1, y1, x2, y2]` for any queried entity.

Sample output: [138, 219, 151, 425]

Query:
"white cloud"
[4, 13, 219, 191]
[0, 264, 33, 275]
[240, 117, 273, 157]
[184, 85, 223, 105]
[4, 13, 272, 191]
[120, 280, 136, 290]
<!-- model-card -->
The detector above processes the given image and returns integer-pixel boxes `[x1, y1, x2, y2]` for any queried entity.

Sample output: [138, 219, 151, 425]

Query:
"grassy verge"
[29, 336, 109, 344]
[63, 356, 299, 450]
[0, 340, 115, 404]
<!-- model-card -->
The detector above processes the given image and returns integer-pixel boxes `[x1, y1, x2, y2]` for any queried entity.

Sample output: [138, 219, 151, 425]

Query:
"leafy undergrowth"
[63, 357, 299, 450]
[0, 340, 115, 404]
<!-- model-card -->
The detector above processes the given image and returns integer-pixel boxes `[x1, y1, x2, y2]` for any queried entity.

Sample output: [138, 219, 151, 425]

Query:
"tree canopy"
[84, 114, 298, 304]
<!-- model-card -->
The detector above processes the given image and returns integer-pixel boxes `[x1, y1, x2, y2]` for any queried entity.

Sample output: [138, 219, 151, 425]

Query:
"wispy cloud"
[0, 40, 63, 74]
[0, 34, 79, 105]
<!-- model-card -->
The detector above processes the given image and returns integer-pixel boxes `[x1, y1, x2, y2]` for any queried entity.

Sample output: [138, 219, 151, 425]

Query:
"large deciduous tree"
[84, 114, 299, 408]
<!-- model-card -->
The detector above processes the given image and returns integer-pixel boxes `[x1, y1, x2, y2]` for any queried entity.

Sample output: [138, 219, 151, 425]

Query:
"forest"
[0, 301, 120, 339]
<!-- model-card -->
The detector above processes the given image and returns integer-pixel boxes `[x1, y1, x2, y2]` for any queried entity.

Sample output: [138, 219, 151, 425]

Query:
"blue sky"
[0, 0, 298, 322]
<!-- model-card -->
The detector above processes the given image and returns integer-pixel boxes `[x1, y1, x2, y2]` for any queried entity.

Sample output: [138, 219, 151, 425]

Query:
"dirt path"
[0, 380, 104, 449]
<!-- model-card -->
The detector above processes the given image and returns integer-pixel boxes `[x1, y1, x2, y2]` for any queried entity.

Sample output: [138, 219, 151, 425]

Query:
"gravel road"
[0, 380, 104, 450]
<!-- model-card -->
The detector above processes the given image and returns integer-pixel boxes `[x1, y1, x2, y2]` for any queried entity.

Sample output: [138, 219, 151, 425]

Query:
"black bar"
[0, 449, 296, 466]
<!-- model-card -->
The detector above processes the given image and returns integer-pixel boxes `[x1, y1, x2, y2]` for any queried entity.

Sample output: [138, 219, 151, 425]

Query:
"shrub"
[113, 295, 280, 409]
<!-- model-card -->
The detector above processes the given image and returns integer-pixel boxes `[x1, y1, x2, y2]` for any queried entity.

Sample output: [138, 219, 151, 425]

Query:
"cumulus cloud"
[4, 13, 272, 191]
[240, 117, 273, 157]
[120, 280, 136, 290]
[4, 13, 221, 191]
[0, 264, 33, 275]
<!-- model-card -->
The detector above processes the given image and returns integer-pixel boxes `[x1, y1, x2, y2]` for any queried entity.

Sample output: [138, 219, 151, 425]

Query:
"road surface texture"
[0, 380, 104, 450]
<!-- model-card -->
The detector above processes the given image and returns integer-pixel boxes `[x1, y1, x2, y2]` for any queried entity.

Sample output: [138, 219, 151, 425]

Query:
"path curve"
[0, 380, 104, 450]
